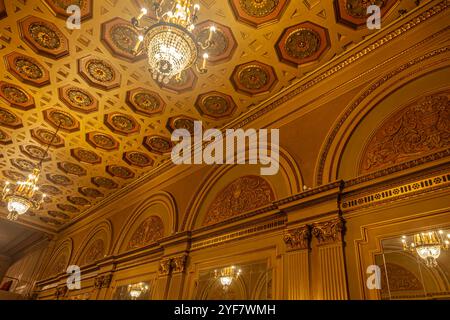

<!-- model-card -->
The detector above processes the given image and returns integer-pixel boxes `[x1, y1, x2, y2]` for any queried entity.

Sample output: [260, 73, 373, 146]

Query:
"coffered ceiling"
[0, 0, 422, 231]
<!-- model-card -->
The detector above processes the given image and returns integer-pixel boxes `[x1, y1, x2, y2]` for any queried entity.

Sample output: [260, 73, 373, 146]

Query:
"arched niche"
[113, 191, 177, 254]
[42, 238, 73, 279]
[316, 64, 450, 184]
[183, 145, 302, 230]
[73, 220, 113, 267]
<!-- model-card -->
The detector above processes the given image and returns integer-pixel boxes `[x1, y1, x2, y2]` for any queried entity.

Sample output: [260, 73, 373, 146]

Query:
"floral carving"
[57, 203, 80, 213]
[284, 225, 311, 250]
[123, 151, 154, 168]
[285, 29, 321, 60]
[126, 88, 165, 117]
[143, 135, 173, 155]
[71, 148, 102, 164]
[361, 91, 450, 174]
[202, 175, 275, 226]
[0, 107, 22, 129]
[20, 145, 51, 161]
[345, 0, 387, 18]
[48, 211, 70, 220]
[31, 128, 64, 148]
[40, 184, 61, 195]
[78, 187, 103, 198]
[0, 129, 12, 145]
[43, 108, 80, 132]
[239, 0, 279, 17]
[166, 116, 197, 134]
[78, 55, 121, 90]
[58, 161, 87, 176]
[11, 158, 36, 172]
[105, 112, 140, 136]
[94, 274, 112, 289]
[106, 165, 135, 179]
[127, 216, 164, 250]
[86, 132, 119, 151]
[195, 92, 236, 119]
[0, 82, 34, 110]
[380, 263, 423, 297]
[67, 196, 90, 206]
[91, 176, 119, 189]
[59, 85, 98, 113]
[311, 218, 345, 244]
[47, 174, 72, 186]
[231, 61, 277, 96]
[83, 239, 105, 265]
[5, 52, 49, 86]
[28, 22, 61, 49]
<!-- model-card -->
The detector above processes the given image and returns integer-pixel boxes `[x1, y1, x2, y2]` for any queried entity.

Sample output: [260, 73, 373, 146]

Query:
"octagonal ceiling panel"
[0, 0, 413, 230]
[231, 60, 278, 96]
[104, 112, 141, 136]
[18, 15, 69, 59]
[59, 85, 99, 114]
[20, 145, 51, 162]
[143, 135, 174, 155]
[0, 107, 23, 129]
[276, 21, 330, 67]
[229, 0, 289, 28]
[78, 55, 122, 90]
[43, 108, 80, 132]
[0, 81, 35, 110]
[4, 52, 50, 87]
[101, 17, 145, 62]
[334, 0, 399, 29]
[126, 87, 166, 117]
[195, 91, 237, 119]
[42, 0, 93, 21]
[0, 128, 12, 145]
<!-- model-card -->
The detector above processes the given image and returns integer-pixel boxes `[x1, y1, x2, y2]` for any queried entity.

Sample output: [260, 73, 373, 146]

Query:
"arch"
[42, 238, 73, 279]
[72, 220, 113, 266]
[182, 145, 302, 231]
[315, 57, 450, 185]
[113, 191, 177, 254]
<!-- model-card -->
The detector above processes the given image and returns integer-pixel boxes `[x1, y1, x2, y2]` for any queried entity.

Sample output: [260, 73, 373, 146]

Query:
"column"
[283, 225, 311, 300]
[311, 218, 348, 300]
[166, 254, 188, 300]
[153, 258, 171, 300]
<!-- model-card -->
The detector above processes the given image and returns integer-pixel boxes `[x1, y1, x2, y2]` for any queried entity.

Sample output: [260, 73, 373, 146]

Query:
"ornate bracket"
[158, 258, 172, 276]
[311, 218, 345, 245]
[283, 225, 311, 250]
[171, 254, 188, 274]
[94, 273, 112, 289]
[55, 286, 68, 299]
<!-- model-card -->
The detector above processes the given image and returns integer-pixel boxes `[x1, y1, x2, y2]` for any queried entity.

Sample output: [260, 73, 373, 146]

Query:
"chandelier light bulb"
[194, 4, 200, 12]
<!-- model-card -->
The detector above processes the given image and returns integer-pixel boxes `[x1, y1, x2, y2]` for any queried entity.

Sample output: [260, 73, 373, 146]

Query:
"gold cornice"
[57, 1, 450, 233]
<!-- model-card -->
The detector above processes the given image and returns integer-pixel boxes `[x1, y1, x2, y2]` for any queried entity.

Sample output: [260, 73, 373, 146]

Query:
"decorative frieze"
[283, 225, 311, 250]
[311, 218, 345, 245]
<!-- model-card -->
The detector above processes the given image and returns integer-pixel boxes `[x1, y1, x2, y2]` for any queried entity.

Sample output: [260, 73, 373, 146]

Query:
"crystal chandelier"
[402, 230, 450, 267]
[214, 266, 241, 291]
[131, 0, 215, 84]
[1, 124, 61, 221]
[127, 282, 149, 300]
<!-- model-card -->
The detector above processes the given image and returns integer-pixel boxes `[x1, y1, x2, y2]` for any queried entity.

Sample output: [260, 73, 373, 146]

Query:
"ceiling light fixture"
[131, 0, 215, 84]
[402, 230, 450, 267]
[214, 266, 241, 291]
[1, 123, 61, 221]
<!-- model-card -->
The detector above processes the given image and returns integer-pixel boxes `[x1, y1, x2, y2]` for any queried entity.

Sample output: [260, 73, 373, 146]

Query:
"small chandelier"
[127, 282, 149, 300]
[214, 266, 241, 291]
[402, 230, 450, 267]
[131, 0, 215, 84]
[1, 123, 61, 221]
